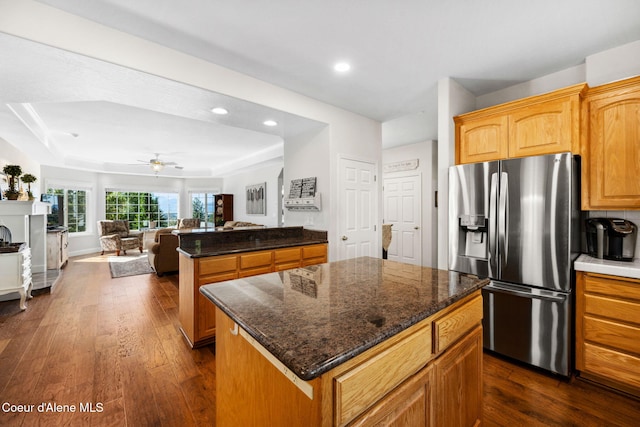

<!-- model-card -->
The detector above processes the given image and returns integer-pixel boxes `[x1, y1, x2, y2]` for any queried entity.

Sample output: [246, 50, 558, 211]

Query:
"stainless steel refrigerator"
[448, 152, 580, 376]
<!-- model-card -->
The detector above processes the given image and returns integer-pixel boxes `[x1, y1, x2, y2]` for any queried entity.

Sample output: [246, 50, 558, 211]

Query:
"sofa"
[148, 218, 201, 276]
[97, 220, 143, 256]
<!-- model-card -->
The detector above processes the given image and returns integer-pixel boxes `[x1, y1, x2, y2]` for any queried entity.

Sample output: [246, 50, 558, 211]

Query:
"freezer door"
[448, 161, 499, 277]
[482, 281, 571, 376]
[498, 153, 574, 291]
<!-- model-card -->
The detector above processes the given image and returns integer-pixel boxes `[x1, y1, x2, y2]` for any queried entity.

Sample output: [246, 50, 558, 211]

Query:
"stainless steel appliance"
[449, 152, 580, 376]
[586, 218, 637, 261]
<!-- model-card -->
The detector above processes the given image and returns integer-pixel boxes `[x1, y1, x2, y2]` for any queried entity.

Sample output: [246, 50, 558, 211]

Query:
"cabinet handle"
[230, 323, 239, 336]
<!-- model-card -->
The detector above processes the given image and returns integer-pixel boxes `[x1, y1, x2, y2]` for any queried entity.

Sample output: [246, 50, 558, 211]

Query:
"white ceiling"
[3, 0, 640, 176]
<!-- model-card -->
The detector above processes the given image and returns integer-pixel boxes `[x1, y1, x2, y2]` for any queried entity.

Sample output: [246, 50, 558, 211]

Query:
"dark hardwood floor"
[1, 254, 639, 426]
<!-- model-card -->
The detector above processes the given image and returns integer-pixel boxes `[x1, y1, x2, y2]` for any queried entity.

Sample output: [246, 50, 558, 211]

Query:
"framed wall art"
[246, 182, 266, 215]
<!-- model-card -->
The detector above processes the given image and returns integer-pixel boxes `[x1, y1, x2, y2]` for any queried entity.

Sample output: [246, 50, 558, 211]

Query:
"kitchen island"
[201, 257, 488, 426]
[175, 226, 328, 348]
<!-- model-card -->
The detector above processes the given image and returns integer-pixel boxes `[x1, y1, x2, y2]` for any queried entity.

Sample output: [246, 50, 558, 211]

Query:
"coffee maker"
[586, 218, 637, 261]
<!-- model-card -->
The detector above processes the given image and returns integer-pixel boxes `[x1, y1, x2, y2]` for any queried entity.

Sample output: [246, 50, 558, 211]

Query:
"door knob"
[414, 226, 420, 230]
[341, 235, 348, 241]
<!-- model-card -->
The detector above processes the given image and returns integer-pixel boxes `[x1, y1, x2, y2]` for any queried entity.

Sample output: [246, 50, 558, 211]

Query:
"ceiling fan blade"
[164, 161, 177, 166]
[174, 165, 184, 170]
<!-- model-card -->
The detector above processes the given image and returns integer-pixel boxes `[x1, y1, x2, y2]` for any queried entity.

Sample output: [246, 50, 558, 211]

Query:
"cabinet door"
[456, 115, 508, 164]
[434, 326, 482, 427]
[586, 78, 640, 209]
[350, 364, 434, 427]
[508, 97, 574, 158]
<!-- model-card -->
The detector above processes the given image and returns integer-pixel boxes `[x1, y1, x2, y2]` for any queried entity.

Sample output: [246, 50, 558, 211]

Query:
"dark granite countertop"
[176, 226, 327, 258]
[200, 256, 488, 380]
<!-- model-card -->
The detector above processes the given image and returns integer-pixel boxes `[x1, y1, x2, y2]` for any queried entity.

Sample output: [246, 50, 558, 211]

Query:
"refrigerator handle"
[489, 172, 498, 273]
[499, 172, 509, 265]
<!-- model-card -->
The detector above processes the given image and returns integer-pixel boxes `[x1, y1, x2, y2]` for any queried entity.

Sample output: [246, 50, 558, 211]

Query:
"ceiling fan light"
[151, 161, 164, 172]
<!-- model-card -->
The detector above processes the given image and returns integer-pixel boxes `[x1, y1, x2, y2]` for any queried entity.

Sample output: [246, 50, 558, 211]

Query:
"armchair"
[97, 220, 143, 256]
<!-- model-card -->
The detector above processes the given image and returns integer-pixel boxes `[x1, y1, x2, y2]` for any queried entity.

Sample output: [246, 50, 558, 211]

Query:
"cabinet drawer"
[199, 255, 237, 276]
[584, 315, 640, 355]
[583, 342, 640, 390]
[334, 325, 432, 426]
[433, 295, 483, 354]
[584, 294, 640, 325]
[584, 273, 640, 302]
[302, 244, 326, 260]
[240, 251, 273, 270]
[274, 247, 301, 264]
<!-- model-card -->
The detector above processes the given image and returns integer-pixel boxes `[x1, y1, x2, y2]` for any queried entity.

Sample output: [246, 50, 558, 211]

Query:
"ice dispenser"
[459, 214, 488, 259]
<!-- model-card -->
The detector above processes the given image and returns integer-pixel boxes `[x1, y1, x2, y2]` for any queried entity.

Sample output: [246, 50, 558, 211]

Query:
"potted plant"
[2, 165, 22, 200]
[21, 173, 37, 200]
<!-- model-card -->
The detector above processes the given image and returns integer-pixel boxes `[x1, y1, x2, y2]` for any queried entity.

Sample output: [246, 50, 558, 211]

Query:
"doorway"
[383, 174, 422, 265]
[337, 156, 378, 260]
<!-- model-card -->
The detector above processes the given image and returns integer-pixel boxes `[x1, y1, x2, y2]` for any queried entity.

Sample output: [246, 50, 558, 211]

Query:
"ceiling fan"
[136, 153, 184, 174]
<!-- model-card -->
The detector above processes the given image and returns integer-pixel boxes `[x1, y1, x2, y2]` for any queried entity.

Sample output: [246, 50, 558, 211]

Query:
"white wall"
[436, 78, 476, 270]
[284, 126, 331, 232]
[382, 140, 437, 267]
[0, 0, 382, 262]
[223, 162, 283, 227]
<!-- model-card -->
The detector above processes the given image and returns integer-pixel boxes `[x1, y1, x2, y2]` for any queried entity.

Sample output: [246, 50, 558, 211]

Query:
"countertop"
[200, 257, 489, 380]
[175, 226, 327, 258]
[575, 253, 640, 279]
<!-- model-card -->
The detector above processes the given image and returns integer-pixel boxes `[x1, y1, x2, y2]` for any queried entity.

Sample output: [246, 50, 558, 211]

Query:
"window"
[191, 192, 216, 227]
[45, 188, 88, 233]
[105, 191, 179, 230]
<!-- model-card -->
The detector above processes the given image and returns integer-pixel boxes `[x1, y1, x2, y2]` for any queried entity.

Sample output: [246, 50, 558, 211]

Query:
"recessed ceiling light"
[263, 120, 278, 127]
[211, 107, 228, 115]
[334, 62, 351, 73]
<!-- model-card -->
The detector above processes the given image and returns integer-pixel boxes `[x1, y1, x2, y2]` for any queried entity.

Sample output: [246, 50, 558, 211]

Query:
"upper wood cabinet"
[582, 76, 640, 210]
[455, 83, 587, 164]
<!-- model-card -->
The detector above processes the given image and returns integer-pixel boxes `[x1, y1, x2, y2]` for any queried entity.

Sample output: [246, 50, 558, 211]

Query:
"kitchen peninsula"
[201, 257, 488, 426]
[175, 226, 328, 348]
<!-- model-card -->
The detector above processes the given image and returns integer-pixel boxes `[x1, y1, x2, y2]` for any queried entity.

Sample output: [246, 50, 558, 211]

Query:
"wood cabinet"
[582, 76, 640, 209]
[455, 83, 586, 164]
[576, 271, 640, 396]
[216, 290, 483, 427]
[46, 228, 68, 270]
[179, 243, 327, 348]
[214, 194, 233, 226]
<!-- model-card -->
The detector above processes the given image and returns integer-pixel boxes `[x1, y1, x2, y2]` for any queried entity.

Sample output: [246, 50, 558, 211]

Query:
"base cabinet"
[576, 271, 640, 396]
[46, 228, 69, 270]
[179, 244, 327, 348]
[216, 290, 483, 427]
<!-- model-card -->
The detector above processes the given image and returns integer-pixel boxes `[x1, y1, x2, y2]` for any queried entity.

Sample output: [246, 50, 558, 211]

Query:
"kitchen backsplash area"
[585, 210, 640, 259]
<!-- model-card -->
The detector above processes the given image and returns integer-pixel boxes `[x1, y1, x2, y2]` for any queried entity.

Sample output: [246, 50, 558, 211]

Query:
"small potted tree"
[2, 165, 22, 200]
[21, 173, 37, 200]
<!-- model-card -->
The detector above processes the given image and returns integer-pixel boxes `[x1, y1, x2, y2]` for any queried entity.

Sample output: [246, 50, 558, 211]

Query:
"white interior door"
[338, 157, 377, 260]
[383, 174, 422, 265]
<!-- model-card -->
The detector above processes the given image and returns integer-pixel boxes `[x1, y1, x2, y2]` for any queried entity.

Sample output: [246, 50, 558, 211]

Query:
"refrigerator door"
[448, 161, 499, 277]
[482, 281, 571, 376]
[498, 153, 573, 292]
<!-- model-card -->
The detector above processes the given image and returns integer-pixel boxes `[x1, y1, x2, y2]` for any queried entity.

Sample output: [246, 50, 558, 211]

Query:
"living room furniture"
[0, 246, 33, 310]
[214, 194, 233, 226]
[46, 227, 69, 269]
[147, 218, 201, 276]
[97, 220, 143, 256]
[148, 228, 179, 276]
